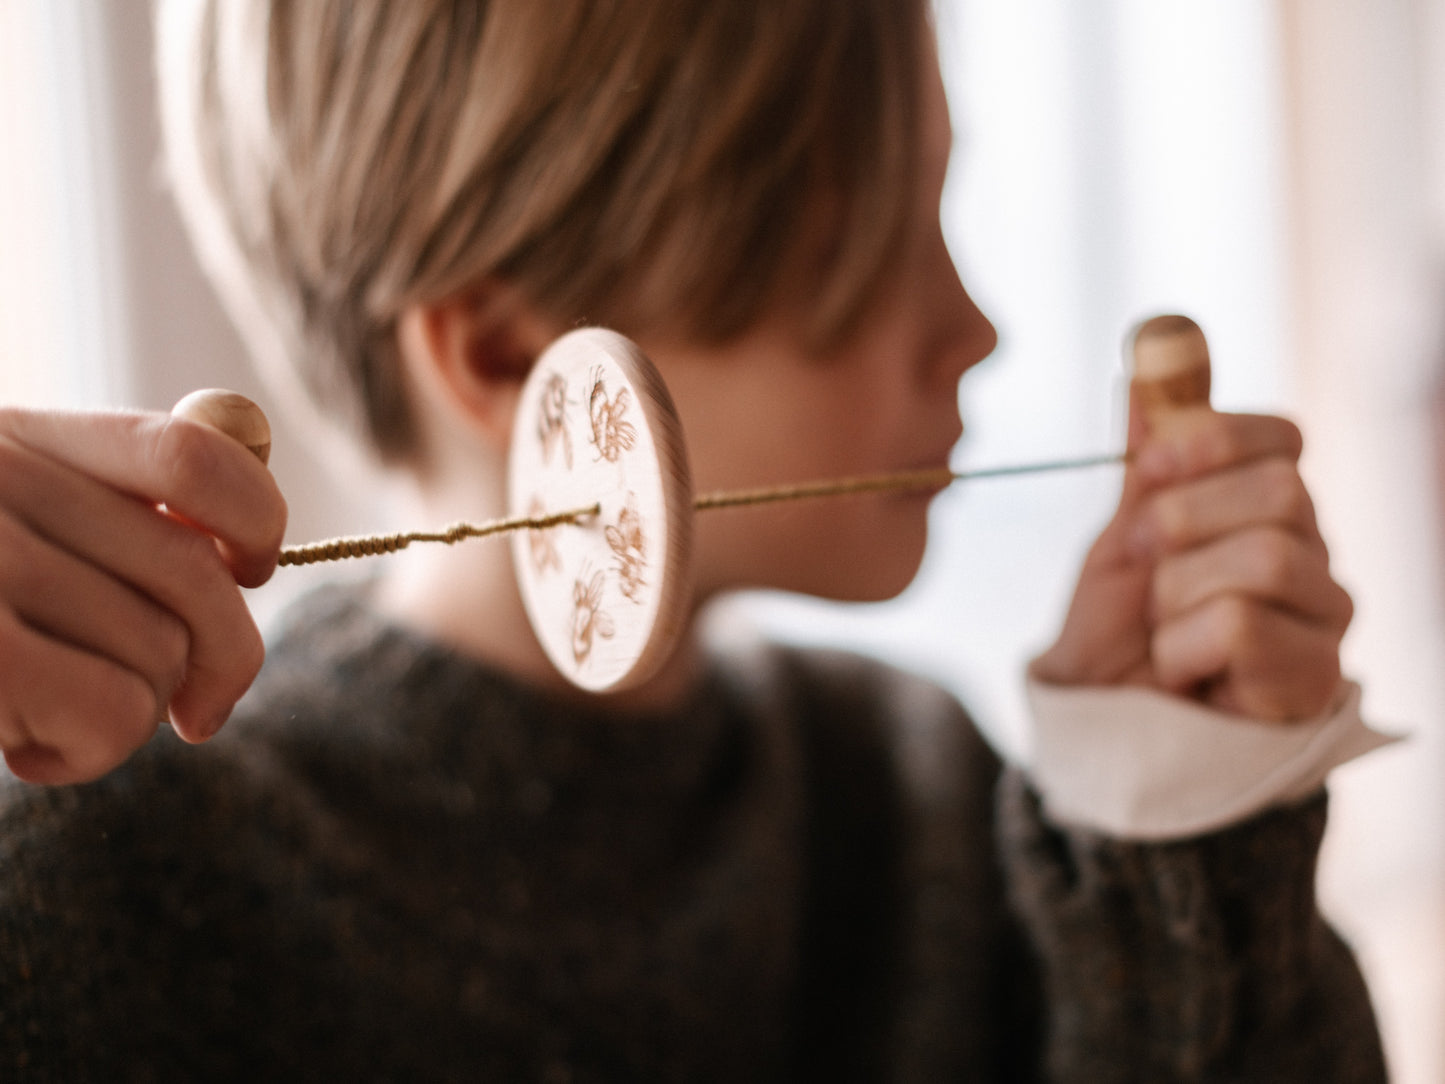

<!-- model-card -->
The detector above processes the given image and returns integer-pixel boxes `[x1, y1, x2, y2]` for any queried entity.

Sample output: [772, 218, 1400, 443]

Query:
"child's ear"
[397, 282, 561, 451]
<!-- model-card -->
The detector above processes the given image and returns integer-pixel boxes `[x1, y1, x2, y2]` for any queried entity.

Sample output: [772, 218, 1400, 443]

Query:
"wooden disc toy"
[506, 328, 695, 692]
[169, 316, 1212, 693]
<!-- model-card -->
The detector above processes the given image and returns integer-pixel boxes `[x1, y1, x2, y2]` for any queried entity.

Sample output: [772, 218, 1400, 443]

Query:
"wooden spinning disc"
[508, 329, 694, 692]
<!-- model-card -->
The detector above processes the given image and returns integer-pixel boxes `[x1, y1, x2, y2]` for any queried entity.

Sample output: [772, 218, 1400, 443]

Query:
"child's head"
[160, 0, 998, 606]
[157, 0, 930, 465]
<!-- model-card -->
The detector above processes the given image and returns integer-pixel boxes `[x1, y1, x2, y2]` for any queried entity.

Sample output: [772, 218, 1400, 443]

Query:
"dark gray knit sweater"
[0, 586, 1385, 1081]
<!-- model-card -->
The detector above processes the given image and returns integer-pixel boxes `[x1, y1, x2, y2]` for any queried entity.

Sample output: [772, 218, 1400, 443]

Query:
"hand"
[0, 407, 287, 784]
[1033, 389, 1353, 721]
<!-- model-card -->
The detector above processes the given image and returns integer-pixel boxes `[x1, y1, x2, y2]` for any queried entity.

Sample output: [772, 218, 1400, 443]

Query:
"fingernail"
[196, 709, 231, 741]
[176, 708, 230, 744]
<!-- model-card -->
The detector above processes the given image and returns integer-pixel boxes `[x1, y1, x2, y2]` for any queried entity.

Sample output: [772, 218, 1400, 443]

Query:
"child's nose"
[927, 253, 998, 387]
[950, 285, 998, 375]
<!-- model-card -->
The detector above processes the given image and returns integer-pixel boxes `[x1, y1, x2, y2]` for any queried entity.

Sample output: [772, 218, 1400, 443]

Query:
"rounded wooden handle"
[171, 389, 272, 467]
[1128, 314, 1212, 425]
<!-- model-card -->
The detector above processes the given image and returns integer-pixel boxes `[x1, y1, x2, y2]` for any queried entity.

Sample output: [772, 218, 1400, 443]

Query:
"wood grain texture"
[171, 388, 273, 466]
[1128, 314, 1213, 426]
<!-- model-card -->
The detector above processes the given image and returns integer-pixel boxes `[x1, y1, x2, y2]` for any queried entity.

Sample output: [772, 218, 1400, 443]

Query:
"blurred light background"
[1, 1, 1441, 1079]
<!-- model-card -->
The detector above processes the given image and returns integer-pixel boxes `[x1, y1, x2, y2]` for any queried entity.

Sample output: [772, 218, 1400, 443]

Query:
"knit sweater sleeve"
[996, 769, 1387, 1082]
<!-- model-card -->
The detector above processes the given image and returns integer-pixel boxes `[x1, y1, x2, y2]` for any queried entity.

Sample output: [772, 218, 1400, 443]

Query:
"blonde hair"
[157, 0, 925, 461]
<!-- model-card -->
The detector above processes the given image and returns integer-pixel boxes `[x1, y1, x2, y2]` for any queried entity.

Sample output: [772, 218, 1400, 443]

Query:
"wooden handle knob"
[171, 389, 272, 466]
[1128, 314, 1212, 427]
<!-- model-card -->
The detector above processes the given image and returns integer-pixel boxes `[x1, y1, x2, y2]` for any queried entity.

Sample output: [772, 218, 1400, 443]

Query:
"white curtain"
[0, 0, 128, 407]
[1279, 4, 1445, 1081]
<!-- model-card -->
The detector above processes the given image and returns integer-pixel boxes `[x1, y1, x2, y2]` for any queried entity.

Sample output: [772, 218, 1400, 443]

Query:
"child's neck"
[370, 518, 706, 716]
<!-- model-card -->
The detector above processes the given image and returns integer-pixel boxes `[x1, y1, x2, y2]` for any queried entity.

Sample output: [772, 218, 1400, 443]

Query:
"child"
[0, 0, 1387, 1078]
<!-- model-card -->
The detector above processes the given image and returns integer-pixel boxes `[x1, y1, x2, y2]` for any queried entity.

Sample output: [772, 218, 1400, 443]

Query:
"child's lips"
[906, 438, 962, 476]
[890, 455, 957, 499]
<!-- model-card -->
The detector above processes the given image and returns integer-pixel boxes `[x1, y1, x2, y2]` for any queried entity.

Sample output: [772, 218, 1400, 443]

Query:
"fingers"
[0, 507, 192, 711]
[1126, 410, 1351, 721]
[0, 407, 287, 587]
[0, 407, 285, 780]
[1148, 527, 1352, 720]
[1131, 441, 1322, 559]
[1152, 527, 1353, 631]
[1133, 409, 1304, 482]
[0, 610, 163, 785]
[1150, 598, 1344, 720]
[0, 429, 269, 731]
[1114, 395, 1306, 535]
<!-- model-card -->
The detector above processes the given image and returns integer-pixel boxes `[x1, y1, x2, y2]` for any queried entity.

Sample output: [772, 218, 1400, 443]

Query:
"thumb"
[1094, 379, 1162, 551]
[1124, 376, 1154, 458]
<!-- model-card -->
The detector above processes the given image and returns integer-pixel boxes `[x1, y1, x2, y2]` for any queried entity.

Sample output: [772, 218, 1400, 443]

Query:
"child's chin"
[811, 551, 926, 604]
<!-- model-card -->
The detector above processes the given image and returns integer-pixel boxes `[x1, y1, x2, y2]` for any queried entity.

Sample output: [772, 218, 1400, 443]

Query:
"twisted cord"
[691, 454, 1122, 510]
[276, 453, 1124, 567]
[278, 504, 601, 567]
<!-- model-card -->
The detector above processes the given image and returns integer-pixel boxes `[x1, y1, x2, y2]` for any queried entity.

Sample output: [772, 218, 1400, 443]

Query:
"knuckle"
[258, 502, 288, 566]
[1316, 650, 1344, 693]
[1275, 416, 1305, 458]
[265, 489, 289, 550]
[1247, 528, 1297, 592]
[1251, 689, 1295, 723]
[1260, 459, 1311, 521]
[0, 705, 32, 754]
[3, 747, 63, 785]
[236, 491, 289, 587]
[165, 521, 230, 590]
[158, 610, 192, 665]
[1148, 494, 1191, 550]
[1334, 583, 1356, 630]
[1194, 417, 1244, 468]
[182, 592, 263, 716]
[150, 613, 194, 698]
[78, 675, 159, 779]
[1278, 660, 1342, 721]
[114, 671, 164, 740]
[232, 615, 266, 691]
[6, 674, 155, 784]
[153, 416, 226, 503]
[1212, 594, 1261, 651]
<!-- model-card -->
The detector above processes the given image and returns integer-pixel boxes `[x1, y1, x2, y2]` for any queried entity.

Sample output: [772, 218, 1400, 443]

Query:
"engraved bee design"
[571, 568, 615, 666]
[604, 493, 647, 603]
[538, 372, 573, 468]
[526, 495, 562, 576]
[588, 368, 637, 463]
